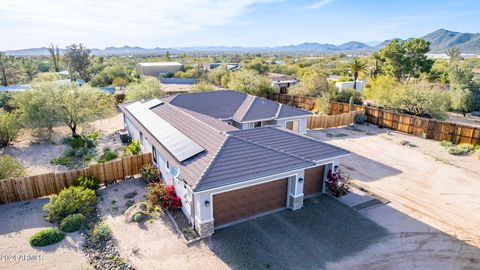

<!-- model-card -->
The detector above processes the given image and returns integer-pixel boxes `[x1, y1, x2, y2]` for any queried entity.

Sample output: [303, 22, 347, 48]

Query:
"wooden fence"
[308, 111, 363, 130]
[270, 93, 480, 145]
[0, 153, 152, 204]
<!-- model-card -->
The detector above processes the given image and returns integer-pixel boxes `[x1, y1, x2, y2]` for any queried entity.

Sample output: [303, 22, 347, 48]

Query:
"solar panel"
[126, 101, 205, 162]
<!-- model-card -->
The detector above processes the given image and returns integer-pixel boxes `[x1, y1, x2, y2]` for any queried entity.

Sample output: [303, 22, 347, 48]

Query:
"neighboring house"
[136, 62, 183, 77]
[205, 63, 239, 72]
[120, 93, 349, 236]
[0, 84, 31, 92]
[159, 78, 197, 85]
[335, 80, 366, 91]
[267, 73, 298, 94]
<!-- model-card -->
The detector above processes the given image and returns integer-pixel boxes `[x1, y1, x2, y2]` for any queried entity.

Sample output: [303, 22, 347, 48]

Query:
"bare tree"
[48, 43, 61, 72]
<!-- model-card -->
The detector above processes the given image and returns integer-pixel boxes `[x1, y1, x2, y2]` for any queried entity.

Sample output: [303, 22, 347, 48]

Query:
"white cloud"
[304, 0, 336, 9]
[0, 0, 273, 49]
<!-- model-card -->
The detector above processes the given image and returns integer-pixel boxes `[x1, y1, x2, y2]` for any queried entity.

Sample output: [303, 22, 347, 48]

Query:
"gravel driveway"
[208, 195, 388, 270]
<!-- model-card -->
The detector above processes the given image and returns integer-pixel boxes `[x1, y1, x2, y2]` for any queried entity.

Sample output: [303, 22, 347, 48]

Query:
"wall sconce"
[298, 177, 304, 183]
[204, 200, 210, 207]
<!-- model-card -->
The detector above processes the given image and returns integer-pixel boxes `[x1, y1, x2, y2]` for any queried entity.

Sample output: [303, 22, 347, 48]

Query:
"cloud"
[0, 0, 273, 49]
[304, 0, 336, 9]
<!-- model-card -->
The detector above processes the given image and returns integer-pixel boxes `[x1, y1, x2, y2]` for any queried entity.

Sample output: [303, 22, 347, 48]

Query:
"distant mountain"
[337, 41, 370, 50]
[4, 29, 479, 56]
[421, 29, 480, 53]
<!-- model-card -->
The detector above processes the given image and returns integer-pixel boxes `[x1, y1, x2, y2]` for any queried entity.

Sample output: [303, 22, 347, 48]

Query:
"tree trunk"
[0, 65, 7, 86]
[70, 124, 77, 136]
[353, 72, 358, 90]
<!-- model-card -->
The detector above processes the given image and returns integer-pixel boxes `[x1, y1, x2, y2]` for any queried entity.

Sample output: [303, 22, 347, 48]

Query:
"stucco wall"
[276, 116, 309, 134]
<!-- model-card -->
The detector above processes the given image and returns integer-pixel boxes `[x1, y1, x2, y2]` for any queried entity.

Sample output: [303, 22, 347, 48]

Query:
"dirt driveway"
[308, 124, 480, 247]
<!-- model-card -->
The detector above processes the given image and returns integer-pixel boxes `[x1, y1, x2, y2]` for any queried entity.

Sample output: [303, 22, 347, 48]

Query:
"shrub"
[440, 140, 453, 148]
[86, 131, 101, 141]
[132, 213, 143, 222]
[43, 186, 96, 223]
[51, 156, 72, 166]
[0, 111, 22, 148]
[141, 164, 160, 182]
[70, 135, 87, 149]
[60, 213, 87, 232]
[334, 88, 363, 104]
[124, 140, 141, 156]
[30, 228, 65, 246]
[446, 143, 475, 156]
[0, 155, 26, 179]
[98, 147, 118, 163]
[147, 182, 181, 210]
[92, 222, 111, 243]
[74, 148, 86, 158]
[75, 176, 100, 190]
[355, 113, 367, 124]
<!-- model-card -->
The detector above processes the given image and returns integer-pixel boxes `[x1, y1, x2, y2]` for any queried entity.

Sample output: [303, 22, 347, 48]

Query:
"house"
[0, 84, 31, 92]
[204, 63, 239, 72]
[120, 90, 349, 236]
[136, 62, 183, 77]
[267, 73, 298, 94]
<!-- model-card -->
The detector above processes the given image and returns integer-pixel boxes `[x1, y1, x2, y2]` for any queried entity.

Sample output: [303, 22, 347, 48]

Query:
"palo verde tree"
[125, 76, 163, 101]
[15, 82, 115, 136]
[0, 52, 23, 86]
[63, 43, 91, 81]
[378, 38, 433, 83]
[349, 58, 367, 90]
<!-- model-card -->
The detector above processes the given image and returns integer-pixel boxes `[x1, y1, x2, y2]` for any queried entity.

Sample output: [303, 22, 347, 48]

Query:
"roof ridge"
[194, 136, 230, 191]
[229, 128, 315, 164]
[233, 95, 256, 122]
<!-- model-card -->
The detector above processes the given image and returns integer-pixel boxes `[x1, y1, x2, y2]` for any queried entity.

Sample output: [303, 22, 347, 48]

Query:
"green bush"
[447, 143, 475, 156]
[0, 155, 26, 179]
[334, 88, 363, 104]
[86, 131, 101, 141]
[43, 186, 96, 223]
[75, 176, 100, 190]
[92, 222, 111, 243]
[98, 147, 118, 163]
[124, 140, 141, 156]
[70, 135, 86, 149]
[60, 213, 87, 232]
[0, 111, 22, 148]
[50, 156, 72, 166]
[30, 228, 65, 246]
[132, 212, 143, 222]
[440, 140, 453, 148]
[141, 164, 160, 182]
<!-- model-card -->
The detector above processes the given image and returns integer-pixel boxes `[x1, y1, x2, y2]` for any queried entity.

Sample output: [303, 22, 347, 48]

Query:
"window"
[286, 120, 299, 132]
[139, 131, 143, 142]
[152, 145, 157, 164]
[166, 161, 170, 169]
[254, 121, 262, 128]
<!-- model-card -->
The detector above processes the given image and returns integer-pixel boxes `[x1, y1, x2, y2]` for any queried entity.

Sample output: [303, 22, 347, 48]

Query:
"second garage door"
[303, 165, 325, 196]
[213, 178, 288, 227]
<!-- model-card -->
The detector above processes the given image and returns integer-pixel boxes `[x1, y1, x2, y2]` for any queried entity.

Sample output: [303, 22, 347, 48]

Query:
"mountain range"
[5, 29, 480, 56]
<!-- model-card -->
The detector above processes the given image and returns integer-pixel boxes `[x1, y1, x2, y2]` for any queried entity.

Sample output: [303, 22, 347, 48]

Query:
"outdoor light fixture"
[298, 177, 304, 183]
[204, 200, 210, 207]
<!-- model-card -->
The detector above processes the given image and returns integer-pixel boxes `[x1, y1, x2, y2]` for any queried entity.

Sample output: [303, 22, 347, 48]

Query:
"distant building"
[335, 80, 366, 91]
[0, 84, 31, 92]
[205, 63, 239, 72]
[267, 73, 298, 94]
[136, 62, 183, 77]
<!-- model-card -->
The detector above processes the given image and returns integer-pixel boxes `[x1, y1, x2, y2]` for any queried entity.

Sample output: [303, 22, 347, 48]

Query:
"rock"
[400, 140, 410, 146]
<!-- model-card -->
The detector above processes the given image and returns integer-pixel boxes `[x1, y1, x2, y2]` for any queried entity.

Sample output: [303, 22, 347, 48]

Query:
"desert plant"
[0, 111, 22, 148]
[124, 140, 141, 156]
[92, 222, 111, 243]
[334, 88, 363, 104]
[440, 140, 453, 148]
[147, 182, 181, 210]
[132, 212, 143, 222]
[141, 164, 160, 182]
[30, 228, 65, 246]
[75, 176, 100, 190]
[0, 155, 26, 179]
[60, 213, 87, 232]
[43, 186, 96, 223]
[98, 147, 118, 163]
[50, 156, 72, 166]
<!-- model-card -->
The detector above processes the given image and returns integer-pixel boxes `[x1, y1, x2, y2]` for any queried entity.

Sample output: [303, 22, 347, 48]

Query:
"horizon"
[1, 0, 480, 51]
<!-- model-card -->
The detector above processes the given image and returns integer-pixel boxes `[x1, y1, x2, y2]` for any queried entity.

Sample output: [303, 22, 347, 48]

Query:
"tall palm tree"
[349, 58, 367, 90]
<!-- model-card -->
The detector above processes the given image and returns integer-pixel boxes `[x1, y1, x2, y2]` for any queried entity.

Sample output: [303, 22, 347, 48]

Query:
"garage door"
[303, 166, 325, 196]
[213, 178, 288, 227]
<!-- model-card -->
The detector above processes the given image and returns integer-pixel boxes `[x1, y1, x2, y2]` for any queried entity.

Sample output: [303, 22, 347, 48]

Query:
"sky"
[1, 0, 479, 50]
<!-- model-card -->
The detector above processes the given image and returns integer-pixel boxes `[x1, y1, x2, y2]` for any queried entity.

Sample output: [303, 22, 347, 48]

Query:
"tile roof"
[169, 90, 312, 122]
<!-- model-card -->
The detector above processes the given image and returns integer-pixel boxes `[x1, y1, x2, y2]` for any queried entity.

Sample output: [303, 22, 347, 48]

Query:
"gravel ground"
[0, 198, 89, 270]
[308, 123, 480, 247]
